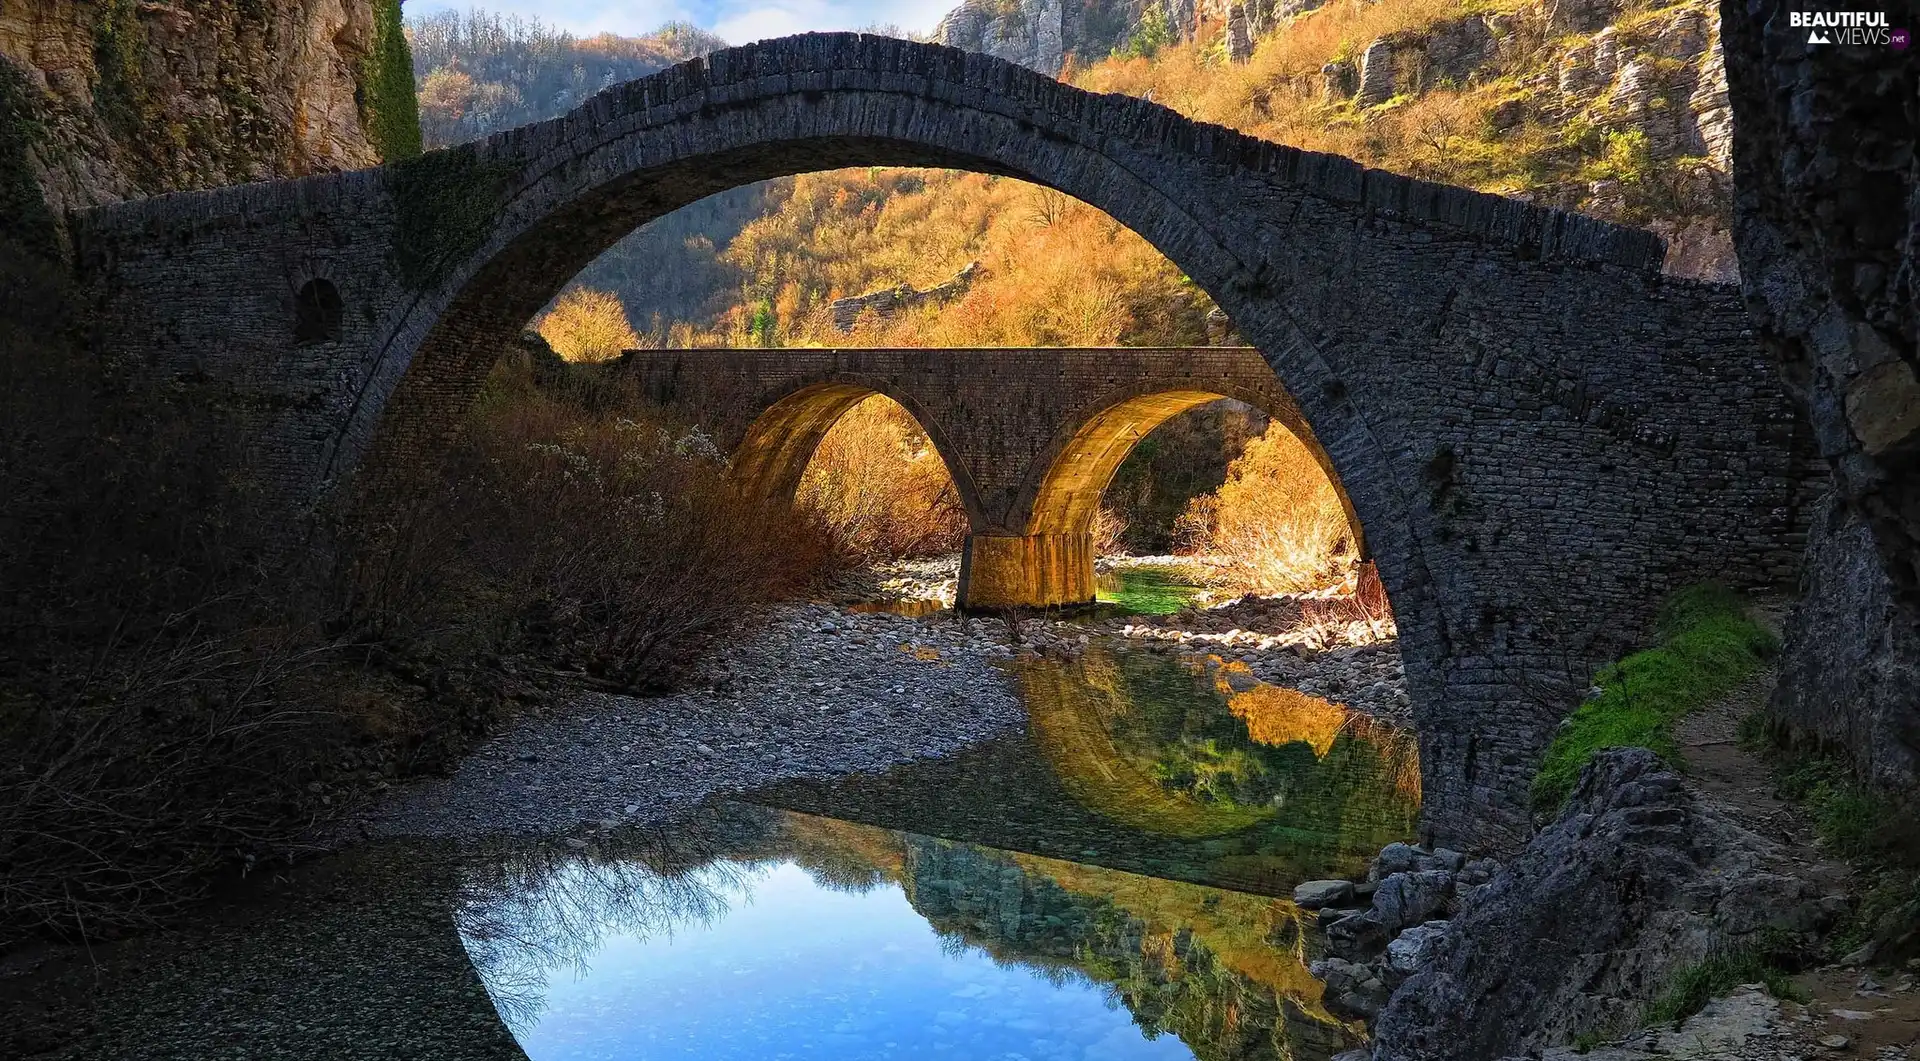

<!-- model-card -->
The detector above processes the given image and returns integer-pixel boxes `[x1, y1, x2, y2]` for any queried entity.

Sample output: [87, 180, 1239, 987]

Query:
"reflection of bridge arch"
[76, 33, 1810, 843]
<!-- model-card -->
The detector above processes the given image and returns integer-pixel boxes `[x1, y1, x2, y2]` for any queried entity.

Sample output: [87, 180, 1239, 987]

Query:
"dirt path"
[1658, 603, 1920, 1058]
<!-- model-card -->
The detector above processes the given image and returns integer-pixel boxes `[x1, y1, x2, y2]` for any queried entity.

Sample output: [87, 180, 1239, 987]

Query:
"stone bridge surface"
[622, 345, 1344, 609]
[67, 33, 1815, 846]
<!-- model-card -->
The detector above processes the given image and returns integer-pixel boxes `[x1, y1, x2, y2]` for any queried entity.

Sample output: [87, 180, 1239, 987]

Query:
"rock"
[1295, 879, 1358, 909]
[1372, 870, 1455, 934]
[1546, 0, 1619, 34]
[829, 262, 980, 331]
[1224, 4, 1253, 63]
[0, 0, 382, 216]
[932, 0, 1072, 75]
[1530, 984, 1786, 1059]
[1423, 16, 1493, 84]
[1771, 497, 1920, 795]
[1355, 38, 1398, 107]
[1723, 0, 1920, 742]
[1386, 920, 1450, 977]
[1373, 749, 1830, 1060]
[1326, 911, 1392, 963]
[1818, 1034, 1851, 1050]
[1320, 956, 1395, 1021]
[1372, 841, 1425, 880]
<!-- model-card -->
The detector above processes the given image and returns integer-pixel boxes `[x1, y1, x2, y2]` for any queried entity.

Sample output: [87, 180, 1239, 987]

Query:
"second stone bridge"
[621, 346, 1346, 609]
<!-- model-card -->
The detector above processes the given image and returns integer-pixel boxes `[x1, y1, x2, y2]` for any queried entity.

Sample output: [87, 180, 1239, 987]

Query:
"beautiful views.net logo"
[1788, 10, 1903, 46]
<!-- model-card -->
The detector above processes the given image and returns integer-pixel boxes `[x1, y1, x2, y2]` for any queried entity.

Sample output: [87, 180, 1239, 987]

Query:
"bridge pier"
[956, 532, 1096, 611]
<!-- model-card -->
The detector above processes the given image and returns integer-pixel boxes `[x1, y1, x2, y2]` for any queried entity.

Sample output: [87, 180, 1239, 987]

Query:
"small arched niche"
[293, 278, 344, 346]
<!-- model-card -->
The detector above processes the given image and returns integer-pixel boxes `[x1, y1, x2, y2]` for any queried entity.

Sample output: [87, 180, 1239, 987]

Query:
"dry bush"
[795, 394, 969, 561]
[1185, 421, 1355, 593]
[0, 324, 829, 944]
[352, 353, 833, 692]
[535, 286, 641, 362]
[1092, 503, 1132, 556]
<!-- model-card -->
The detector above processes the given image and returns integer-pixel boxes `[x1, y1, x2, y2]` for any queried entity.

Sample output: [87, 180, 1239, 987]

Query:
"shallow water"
[4, 646, 1416, 1061]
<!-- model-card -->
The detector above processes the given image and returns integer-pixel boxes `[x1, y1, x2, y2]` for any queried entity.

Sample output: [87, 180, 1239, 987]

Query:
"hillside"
[406, 9, 757, 330]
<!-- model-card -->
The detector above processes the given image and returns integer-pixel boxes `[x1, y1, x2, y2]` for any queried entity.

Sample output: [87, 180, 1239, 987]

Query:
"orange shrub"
[795, 395, 970, 561]
[1185, 421, 1355, 593]
[536, 286, 640, 362]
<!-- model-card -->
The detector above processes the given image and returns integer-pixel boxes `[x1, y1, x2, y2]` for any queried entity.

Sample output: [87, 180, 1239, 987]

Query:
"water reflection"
[5, 643, 1415, 1060]
[455, 807, 1364, 1060]
[757, 644, 1419, 893]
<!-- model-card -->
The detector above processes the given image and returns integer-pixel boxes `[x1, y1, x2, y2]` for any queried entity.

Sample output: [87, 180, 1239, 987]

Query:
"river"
[3, 572, 1418, 1061]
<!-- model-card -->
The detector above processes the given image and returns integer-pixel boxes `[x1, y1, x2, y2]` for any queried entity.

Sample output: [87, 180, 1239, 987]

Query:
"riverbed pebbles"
[364, 590, 1412, 839]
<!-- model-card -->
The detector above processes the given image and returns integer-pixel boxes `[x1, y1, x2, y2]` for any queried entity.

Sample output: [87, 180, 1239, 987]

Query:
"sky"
[407, 0, 960, 45]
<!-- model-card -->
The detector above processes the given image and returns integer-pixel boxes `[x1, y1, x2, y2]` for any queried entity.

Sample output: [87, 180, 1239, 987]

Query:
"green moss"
[386, 147, 517, 289]
[1643, 940, 1806, 1027]
[91, 0, 149, 137]
[1529, 585, 1776, 811]
[359, 0, 423, 162]
[0, 61, 58, 260]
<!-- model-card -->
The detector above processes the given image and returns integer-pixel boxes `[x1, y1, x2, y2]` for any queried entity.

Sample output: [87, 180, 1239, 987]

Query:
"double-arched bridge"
[623, 344, 1358, 609]
[69, 32, 1813, 846]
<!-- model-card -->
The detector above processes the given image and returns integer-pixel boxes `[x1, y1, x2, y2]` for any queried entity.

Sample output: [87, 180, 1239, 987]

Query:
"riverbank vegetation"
[0, 326, 828, 946]
[1529, 585, 1776, 810]
[794, 396, 970, 562]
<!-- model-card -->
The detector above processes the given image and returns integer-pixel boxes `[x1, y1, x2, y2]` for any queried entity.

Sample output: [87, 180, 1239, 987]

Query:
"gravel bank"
[363, 602, 1024, 838]
[364, 573, 1414, 838]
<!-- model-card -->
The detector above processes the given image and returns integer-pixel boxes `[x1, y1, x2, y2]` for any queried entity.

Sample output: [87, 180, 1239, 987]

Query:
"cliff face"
[1720, 0, 1919, 786]
[0, 0, 390, 219]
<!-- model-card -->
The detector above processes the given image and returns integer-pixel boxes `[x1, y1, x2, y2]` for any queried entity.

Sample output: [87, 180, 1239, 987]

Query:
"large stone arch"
[72, 34, 1810, 847]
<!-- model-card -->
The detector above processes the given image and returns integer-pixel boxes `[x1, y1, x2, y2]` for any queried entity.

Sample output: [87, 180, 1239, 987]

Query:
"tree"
[536, 287, 640, 362]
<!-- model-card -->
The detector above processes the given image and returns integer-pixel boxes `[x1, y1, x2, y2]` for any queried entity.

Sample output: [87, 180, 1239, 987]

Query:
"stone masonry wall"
[67, 34, 1810, 849]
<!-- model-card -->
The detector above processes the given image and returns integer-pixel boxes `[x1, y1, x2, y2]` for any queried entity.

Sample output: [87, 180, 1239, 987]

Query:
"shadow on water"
[1, 644, 1415, 1060]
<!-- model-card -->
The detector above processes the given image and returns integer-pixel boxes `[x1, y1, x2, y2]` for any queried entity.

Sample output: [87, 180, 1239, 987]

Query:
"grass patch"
[1755, 741, 1920, 959]
[1643, 943, 1807, 1027]
[1095, 565, 1209, 615]
[1530, 585, 1776, 811]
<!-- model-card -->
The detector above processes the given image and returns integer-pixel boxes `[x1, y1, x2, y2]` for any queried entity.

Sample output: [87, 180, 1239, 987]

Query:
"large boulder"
[1372, 749, 1832, 1060]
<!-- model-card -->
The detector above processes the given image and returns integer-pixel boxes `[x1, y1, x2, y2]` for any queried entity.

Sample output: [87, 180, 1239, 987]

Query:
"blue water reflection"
[474, 859, 1191, 1061]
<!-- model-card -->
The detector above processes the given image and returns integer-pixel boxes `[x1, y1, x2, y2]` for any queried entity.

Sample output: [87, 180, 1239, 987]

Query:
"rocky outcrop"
[1309, 842, 1497, 1023]
[1371, 749, 1836, 1060]
[830, 262, 982, 331]
[933, 0, 1078, 75]
[1773, 495, 1920, 790]
[0, 0, 386, 218]
[1721, 1, 1920, 790]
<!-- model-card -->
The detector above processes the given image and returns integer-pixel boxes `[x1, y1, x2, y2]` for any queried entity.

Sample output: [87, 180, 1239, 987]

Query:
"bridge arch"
[727, 378, 987, 528]
[75, 33, 1807, 846]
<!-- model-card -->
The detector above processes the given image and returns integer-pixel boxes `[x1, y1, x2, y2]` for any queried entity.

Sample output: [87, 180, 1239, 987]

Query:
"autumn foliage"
[671, 169, 1214, 349]
[536, 287, 641, 362]
[795, 395, 970, 561]
[1180, 422, 1356, 594]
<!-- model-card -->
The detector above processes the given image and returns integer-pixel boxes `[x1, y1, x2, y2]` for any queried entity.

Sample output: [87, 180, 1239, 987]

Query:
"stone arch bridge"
[68, 33, 1814, 845]
[623, 345, 1354, 609]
